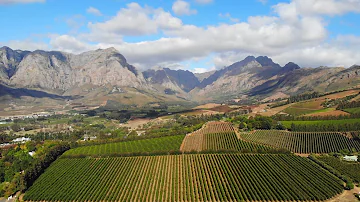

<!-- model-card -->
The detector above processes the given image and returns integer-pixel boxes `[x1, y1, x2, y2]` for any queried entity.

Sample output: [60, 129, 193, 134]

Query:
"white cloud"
[7, 0, 360, 71]
[88, 3, 183, 38]
[65, 15, 86, 34]
[49, 35, 93, 53]
[273, 0, 360, 17]
[0, 0, 44, 4]
[195, 0, 213, 4]
[87, 7, 102, 16]
[4, 39, 49, 51]
[172, 0, 197, 16]
[257, 0, 267, 5]
[272, 44, 360, 68]
[219, 13, 239, 23]
[194, 68, 211, 73]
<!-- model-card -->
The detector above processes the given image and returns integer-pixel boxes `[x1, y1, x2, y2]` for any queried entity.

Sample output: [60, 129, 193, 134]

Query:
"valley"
[1, 48, 360, 201]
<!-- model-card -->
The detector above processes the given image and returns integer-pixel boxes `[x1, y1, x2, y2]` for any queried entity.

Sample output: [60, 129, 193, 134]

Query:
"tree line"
[337, 100, 360, 110]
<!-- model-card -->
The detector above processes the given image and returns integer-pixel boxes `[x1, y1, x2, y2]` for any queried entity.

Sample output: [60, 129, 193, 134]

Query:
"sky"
[1, 0, 360, 73]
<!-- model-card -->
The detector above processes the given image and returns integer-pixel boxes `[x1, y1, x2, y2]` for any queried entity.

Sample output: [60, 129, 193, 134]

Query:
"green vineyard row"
[317, 155, 360, 183]
[241, 130, 360, 153]
[24, 154, 343, 202]
[63, 135, 185, 157]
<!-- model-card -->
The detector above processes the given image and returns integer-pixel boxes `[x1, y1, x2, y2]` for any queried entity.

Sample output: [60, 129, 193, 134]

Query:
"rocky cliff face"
[2, 47, 147, 92]
[0, 47, 29, 81]
[191, 56, 302, 100]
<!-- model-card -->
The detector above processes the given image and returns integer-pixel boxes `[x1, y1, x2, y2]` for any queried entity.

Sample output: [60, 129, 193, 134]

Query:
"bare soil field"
[250, 103, 294, 117]
[327, 186, 360, 202]
[304, 110, 350, 117]
[193, 103, 221, 109]
[261, 92, 289, 102]
[325, 90, 360, 99]
[180, 109, 220, 116]
[209, 105, 234, 113]
[122, 118, 153, 130]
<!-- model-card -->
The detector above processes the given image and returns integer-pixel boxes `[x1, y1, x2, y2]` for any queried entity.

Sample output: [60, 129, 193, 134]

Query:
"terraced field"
[241, 130, 360, 153]
[181, 122, 268, 152]
[24, 154, 343, 202]
[63, 135, 185, 157]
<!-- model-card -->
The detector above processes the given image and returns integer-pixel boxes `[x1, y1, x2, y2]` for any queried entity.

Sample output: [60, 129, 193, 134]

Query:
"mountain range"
[1, 46, 360, 111]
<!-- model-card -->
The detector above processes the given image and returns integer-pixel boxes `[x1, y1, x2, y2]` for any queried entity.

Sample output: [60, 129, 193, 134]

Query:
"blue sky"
[1, 0, 360, 73]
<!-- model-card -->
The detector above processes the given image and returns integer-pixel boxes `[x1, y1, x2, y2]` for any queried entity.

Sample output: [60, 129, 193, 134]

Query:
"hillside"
[1, 46, 360, 115]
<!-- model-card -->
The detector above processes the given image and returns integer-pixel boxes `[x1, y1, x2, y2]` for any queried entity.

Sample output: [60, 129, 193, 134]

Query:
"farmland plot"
[63, 135, 185, 157]
[181, 122, 268, 152]
[24, 154, 343, 202]
[241, 130, 360, 153]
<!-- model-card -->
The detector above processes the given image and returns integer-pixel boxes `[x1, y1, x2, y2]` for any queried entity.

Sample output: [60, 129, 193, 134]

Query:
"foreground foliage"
[24, 154, 343, 202]
[241, 130, 360, 153]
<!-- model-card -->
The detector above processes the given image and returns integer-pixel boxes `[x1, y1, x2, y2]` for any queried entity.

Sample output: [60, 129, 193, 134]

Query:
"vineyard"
[281, 119, 360, 129]
[63, 135, 185, 157]
[241, 130, 360, 153]
[181, 122, 268, 152]
[317, 155, 360, 183]
[24, 154, 343, 202]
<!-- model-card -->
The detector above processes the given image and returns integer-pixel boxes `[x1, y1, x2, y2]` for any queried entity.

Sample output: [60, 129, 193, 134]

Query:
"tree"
[239, 122, 247, 130]
[11, 124, 21, 132]
[275, 123, 286, 130]
[290, 123, 296, 131]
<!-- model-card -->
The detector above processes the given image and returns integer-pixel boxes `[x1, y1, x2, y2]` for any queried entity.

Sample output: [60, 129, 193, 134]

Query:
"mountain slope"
[0, 46, 29, 81]
[6, 48, 147, 91]
[1, 46, 360, 110]
[143, 68, 200, 93]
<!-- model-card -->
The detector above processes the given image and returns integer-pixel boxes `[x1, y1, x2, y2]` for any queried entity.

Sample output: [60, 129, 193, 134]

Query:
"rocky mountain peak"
[255, 56, 281, 69]
[277, 62, 301, 75]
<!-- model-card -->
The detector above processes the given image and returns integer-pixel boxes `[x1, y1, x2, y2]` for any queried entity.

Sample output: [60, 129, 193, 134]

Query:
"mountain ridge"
[1, 46, 359, 108]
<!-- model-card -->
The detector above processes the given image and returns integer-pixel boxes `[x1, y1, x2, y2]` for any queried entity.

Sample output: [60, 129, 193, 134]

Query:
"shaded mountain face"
[143, 68, 200, 92]
[194, 70, 216, 82]
[0, 47, 29, 80]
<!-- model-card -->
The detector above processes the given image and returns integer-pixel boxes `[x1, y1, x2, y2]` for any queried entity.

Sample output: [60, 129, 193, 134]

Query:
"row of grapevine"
[317, 155, 360, 183]
[24, 154, 343, 202]
[63, 135, 185, 157]
[181, 122, 268, 152]
[241, 130, 360, 153]
[203, 132, 269, 152]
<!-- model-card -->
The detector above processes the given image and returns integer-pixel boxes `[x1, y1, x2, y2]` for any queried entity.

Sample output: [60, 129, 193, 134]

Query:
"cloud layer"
[4, 0, 360, 71]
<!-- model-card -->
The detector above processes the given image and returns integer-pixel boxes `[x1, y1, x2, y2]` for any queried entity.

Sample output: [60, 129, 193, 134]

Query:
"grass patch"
[283, 107, 317, 116]
[343, 107, 360, 114]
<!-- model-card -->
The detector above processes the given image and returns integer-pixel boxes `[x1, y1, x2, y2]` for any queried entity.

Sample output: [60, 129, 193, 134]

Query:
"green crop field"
[281, 119, 360, 129]
[63, 135, 185, 157]
[343, 107, 360, 114]
[181, 122, 269, 152]
[282, 100, 324, 116]
[24, 154, 343, 202]
[241, 130, 360, 153]
[317, 155, 360, 183]
[204, 132, 269, 152]
[283, 107, 316, 116]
